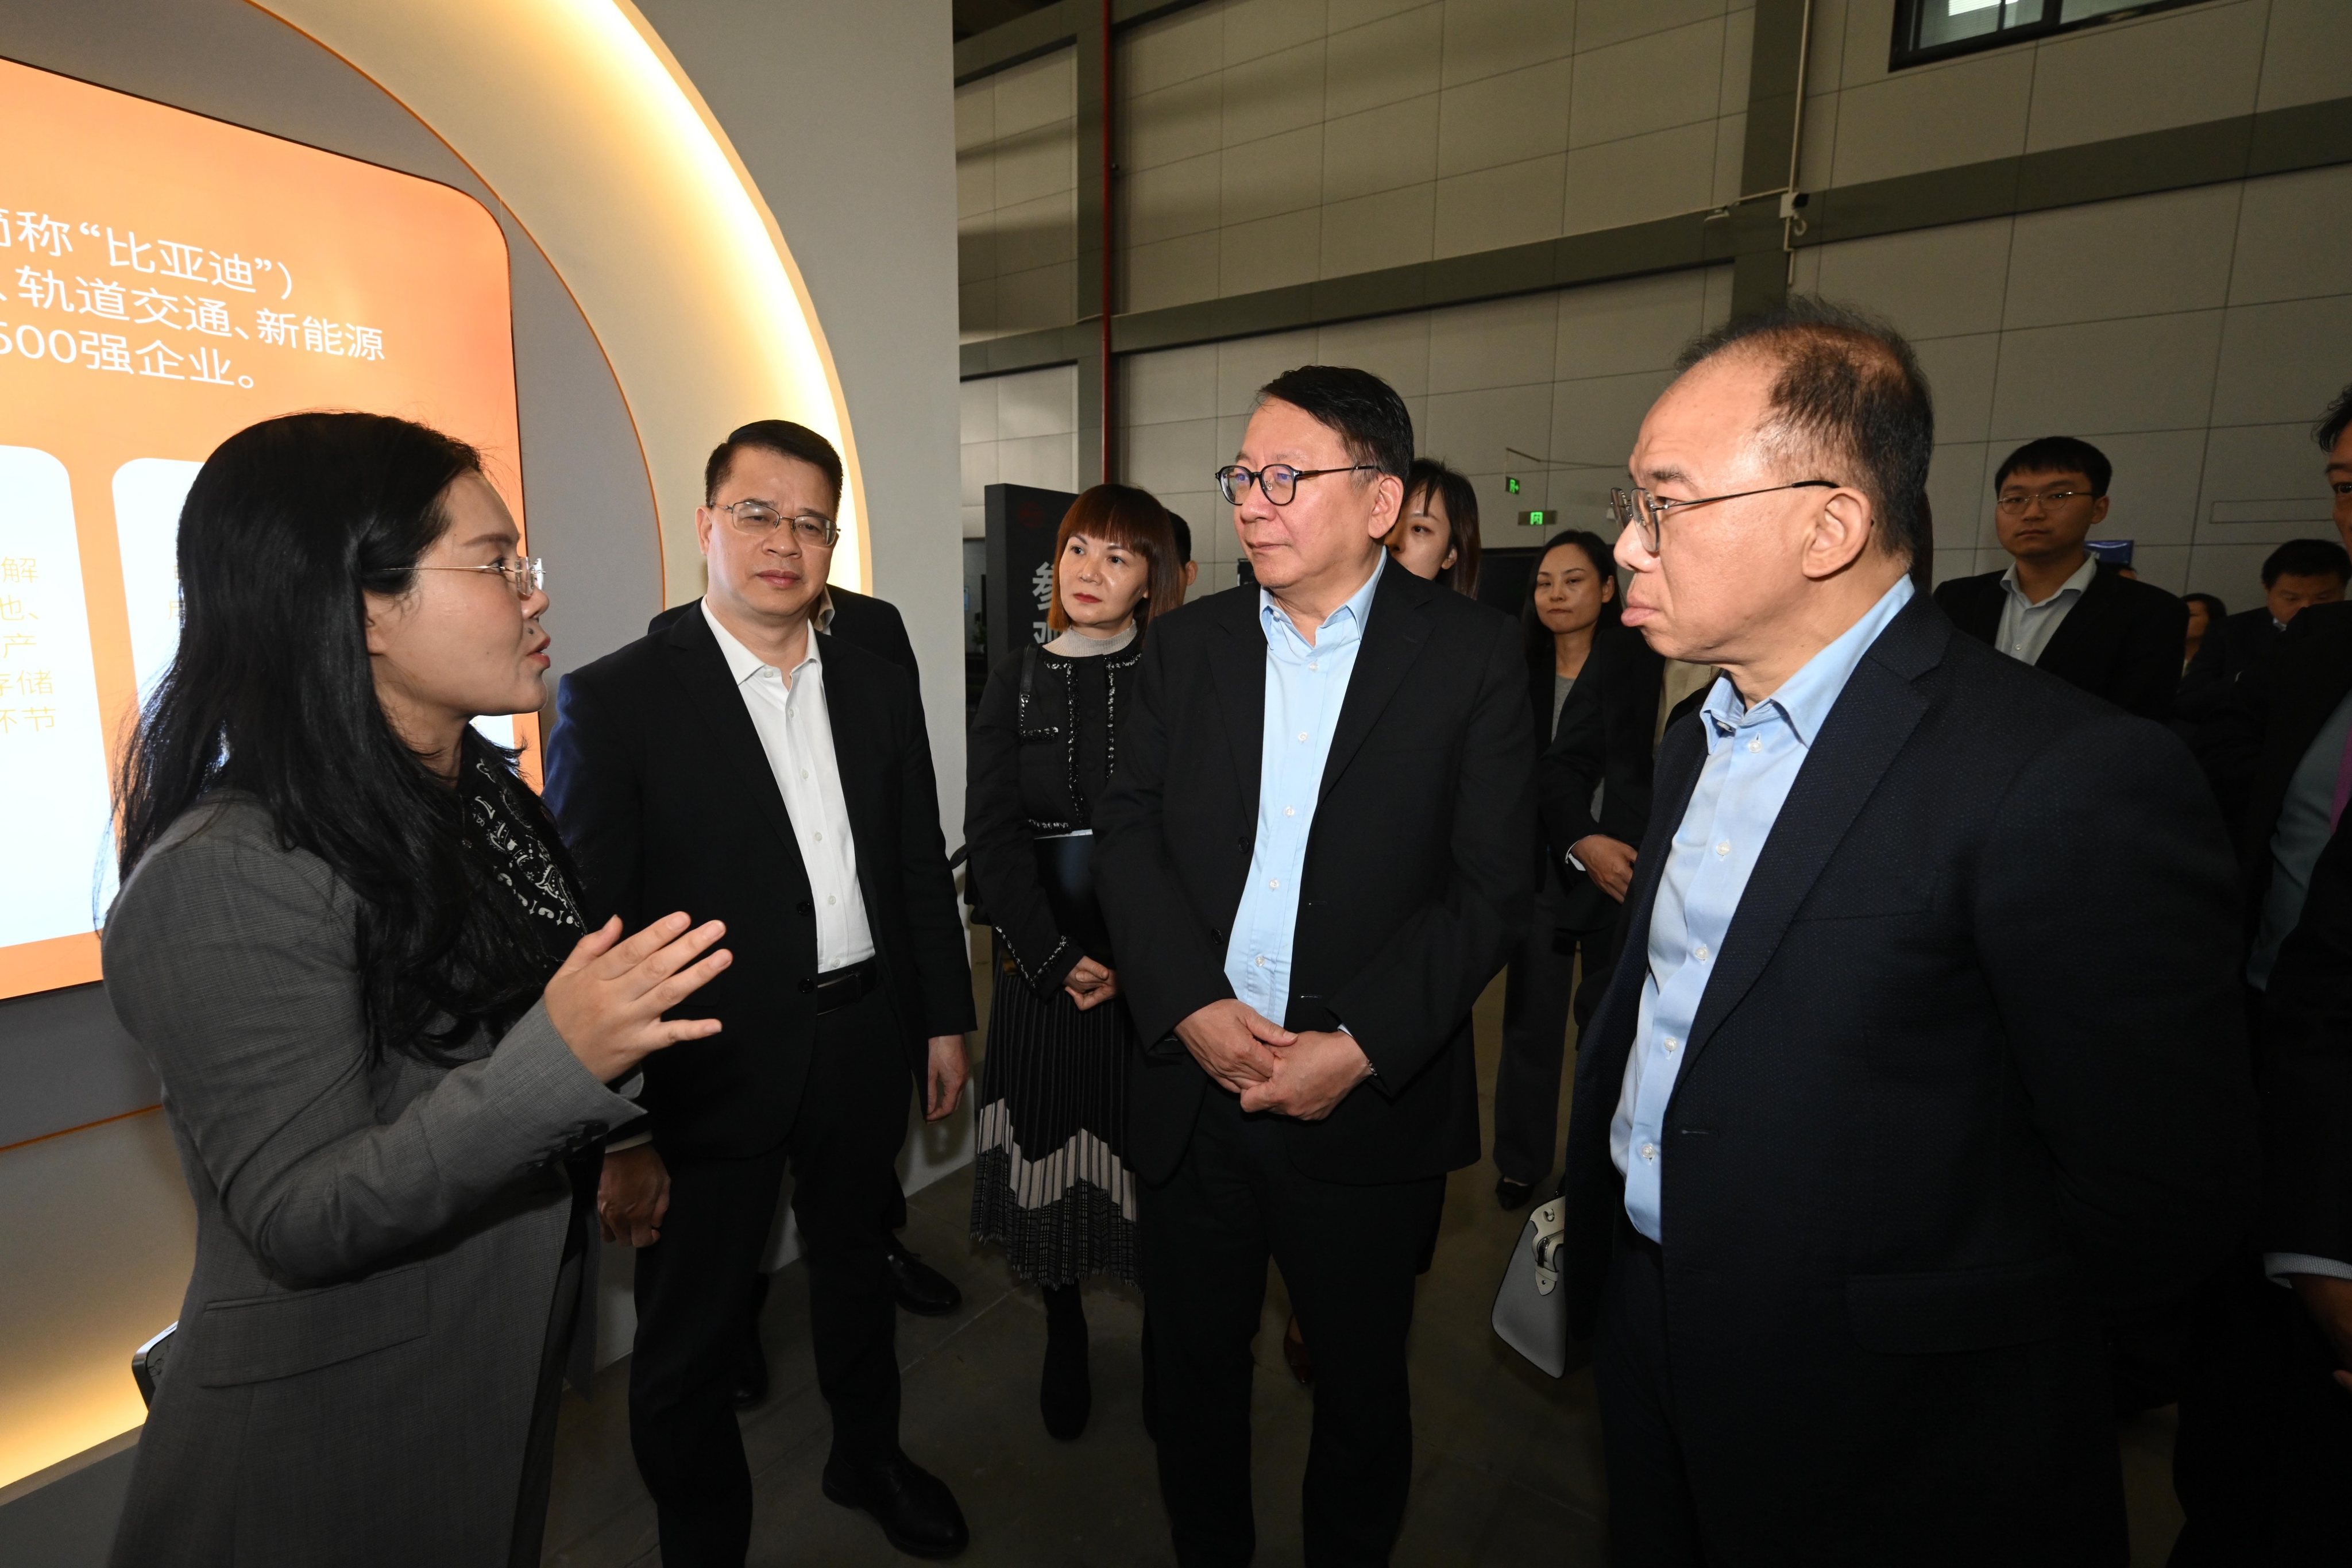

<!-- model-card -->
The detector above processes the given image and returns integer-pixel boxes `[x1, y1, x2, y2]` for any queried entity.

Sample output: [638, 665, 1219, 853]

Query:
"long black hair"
[114, 411, 563, 1064]
[1522, 529, 1620, 677]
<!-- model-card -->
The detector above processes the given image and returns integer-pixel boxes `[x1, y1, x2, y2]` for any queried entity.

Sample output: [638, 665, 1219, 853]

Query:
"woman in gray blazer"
[102, 411, 733, 1567]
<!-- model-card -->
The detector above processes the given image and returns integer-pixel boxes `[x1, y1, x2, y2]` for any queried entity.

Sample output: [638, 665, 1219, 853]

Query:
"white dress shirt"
[704, 601, 875, 971]
[1992, 553, 2097, 666]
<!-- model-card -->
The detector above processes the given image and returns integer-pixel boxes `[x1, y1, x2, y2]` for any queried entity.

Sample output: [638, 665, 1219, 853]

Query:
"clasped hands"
[1173, 997, 1373, 1122]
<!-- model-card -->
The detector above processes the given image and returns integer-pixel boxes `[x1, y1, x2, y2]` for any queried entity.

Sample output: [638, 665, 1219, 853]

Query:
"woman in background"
[1493, 530, 1660, 1210]
[1385, 457, 1482, 596]
[2182, 591, 2226, 677]
[966, 483, 1181, 1439]
[103, 412, 728, 1568]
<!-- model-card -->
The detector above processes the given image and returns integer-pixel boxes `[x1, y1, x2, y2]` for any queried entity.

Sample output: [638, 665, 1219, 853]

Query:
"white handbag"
[1490, 1196, 1572, 1377]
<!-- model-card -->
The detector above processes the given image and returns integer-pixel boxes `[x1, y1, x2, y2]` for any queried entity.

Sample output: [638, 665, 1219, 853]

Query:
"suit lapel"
[1679, 603, 1941, 1071]
[1319, 560, 1431, 800]
[1207, 589, 1267, 808]
[664, 607, 802, 858]
[2034, 565, 2114, 681]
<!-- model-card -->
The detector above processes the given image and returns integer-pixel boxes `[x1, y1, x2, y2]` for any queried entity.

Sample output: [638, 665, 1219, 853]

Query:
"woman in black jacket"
[1492, 531, 1660, 1208]
[965, 483, 1181, 1439]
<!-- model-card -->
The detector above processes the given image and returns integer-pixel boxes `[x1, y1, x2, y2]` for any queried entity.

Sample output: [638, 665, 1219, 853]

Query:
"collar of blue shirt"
[1698, 575, 1916, 752]
[1257, 553, 1386, 651]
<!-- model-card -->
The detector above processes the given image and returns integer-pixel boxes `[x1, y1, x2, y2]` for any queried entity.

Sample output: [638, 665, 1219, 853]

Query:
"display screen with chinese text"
[0, 58, 527, 1000]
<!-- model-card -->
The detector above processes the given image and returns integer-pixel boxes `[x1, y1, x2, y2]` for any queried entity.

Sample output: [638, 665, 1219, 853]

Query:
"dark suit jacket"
[543, 605, 975, 1160]
[2195, 600, 2352, 918]
[1538, 622, 1663, 931]
[1095, 560, 1536, 1187]
[2261, 816, 2352, 1268]
[2177, 607, 2280, 727]
[649, 585, 918, 683]
[1933, 560, 2186, 720]
[1562, 592, 2253, 1560]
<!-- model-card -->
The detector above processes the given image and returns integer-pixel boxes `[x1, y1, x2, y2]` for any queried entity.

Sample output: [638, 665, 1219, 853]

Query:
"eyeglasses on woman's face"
[414, 556, 545, 599]
[712, 499, 840, 548]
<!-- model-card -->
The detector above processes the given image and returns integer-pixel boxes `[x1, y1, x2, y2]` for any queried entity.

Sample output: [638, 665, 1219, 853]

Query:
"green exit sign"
[1519, 509, 1555, 527]
[1505, 476, 1521, 495]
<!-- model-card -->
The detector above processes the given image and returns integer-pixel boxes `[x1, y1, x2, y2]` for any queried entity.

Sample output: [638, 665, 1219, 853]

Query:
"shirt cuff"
[1566, 848, 1587, 873]
[2263, 1252, 2352, 1285]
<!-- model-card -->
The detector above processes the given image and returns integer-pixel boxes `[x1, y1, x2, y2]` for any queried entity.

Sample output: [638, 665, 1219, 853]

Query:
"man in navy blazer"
[1562, 299, 2253, 1565]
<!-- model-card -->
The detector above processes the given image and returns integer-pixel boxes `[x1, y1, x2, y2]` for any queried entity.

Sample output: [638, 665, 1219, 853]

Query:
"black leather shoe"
[821, 1451, 969, 1559]
[731, 1336, 768, 1411]
[1496, 1176, 1536, 1212]
[887, 1244, 962, 1316]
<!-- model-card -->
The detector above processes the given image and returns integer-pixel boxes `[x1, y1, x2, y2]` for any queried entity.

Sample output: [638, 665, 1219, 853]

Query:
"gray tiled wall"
[1115, 0, 1755, 314]
[957, 49, 1079, 342]
[1799, 0, 2349, 193]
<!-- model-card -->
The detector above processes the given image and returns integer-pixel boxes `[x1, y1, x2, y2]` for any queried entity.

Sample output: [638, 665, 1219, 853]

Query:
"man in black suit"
[545, 421, 976, 1563]
[647, 571, 967, 1396]
[2197, 393, 2352, 985]
[1932, 435, 2185, 720]
[1096, 365, 1534, 1565]
[1563, 300, 2252, 1564]
[2177, 538, 2349, 731]
[2168, 817, 2352, 1563]
[2171, 383, 2352, 1563]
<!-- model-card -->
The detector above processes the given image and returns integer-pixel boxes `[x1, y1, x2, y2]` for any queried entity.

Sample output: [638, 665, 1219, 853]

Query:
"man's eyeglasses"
[415, 557, 544, 599]
[1608, 480, 1838, 554]
[713, 499, 840, 547]
[1216, 463, 1378, 507]
[1995, 489, 2094, 516]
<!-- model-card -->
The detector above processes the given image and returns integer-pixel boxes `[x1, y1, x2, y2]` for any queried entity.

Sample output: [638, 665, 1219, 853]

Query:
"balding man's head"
[1613, 298, 1930, 699]
[1673, 298, 1936, 576]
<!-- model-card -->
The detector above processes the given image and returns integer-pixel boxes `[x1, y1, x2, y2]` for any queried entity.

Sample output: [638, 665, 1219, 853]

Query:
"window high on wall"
[1893, 0, 2202, 68]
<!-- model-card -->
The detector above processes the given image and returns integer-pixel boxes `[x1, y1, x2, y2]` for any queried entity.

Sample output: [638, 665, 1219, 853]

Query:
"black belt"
[800, 958, 878, 1015]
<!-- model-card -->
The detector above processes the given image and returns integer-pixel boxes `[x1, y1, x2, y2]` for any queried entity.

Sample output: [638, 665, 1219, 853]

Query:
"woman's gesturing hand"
[544, 913, 729, 1083]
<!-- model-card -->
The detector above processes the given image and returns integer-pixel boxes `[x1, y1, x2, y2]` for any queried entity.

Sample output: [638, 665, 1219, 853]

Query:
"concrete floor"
[541, 962, 2189, 1567]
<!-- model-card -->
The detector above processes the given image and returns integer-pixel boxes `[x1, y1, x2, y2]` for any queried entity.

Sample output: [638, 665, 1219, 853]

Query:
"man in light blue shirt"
[1609, 573, 1913, 1241]
[1222, 556, 1382, 1025]
[1097, 365, 1535, 1566]
[1561, 299, 2250, 1566]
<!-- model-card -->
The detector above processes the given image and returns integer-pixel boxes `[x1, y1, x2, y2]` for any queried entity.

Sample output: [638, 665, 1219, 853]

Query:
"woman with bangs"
[965, 483, 1181, 1440]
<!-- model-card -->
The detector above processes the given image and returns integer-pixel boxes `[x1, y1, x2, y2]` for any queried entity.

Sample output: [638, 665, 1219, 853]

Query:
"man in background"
[1566, 301, 2250, 1563]
[2179, 537, 2349, 725]
[2175, 383, 2352, 1560]
[1932, 435, 2185, 719]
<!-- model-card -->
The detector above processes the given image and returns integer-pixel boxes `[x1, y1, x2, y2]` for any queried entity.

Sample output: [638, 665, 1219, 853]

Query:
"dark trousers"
[1140, 1089, 1446, 1567]
[1590, 1218, 1707, 1568]
[1493, 880, 1606, 1187]
[628, 984, 912, 1568]
[2172, 1252, 2352, 1564]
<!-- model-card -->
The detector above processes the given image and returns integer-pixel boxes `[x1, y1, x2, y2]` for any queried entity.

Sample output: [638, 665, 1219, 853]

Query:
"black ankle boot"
[1040, 1285, 1091, 1440]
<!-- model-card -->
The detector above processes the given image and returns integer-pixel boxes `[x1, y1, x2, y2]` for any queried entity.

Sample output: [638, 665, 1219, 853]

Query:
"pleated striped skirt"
[968, 967, 1138, 1287]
